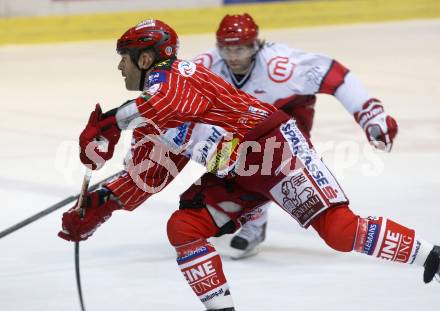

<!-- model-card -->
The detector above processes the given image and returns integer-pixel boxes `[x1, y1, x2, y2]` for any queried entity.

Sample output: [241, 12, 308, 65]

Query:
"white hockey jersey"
[194, 42, 373, 114]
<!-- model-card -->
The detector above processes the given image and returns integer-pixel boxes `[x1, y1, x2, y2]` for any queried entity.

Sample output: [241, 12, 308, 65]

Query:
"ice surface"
[0, 20, 439, 310]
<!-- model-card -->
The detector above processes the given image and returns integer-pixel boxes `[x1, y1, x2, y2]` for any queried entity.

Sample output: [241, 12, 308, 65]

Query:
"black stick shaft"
[0, 171, 122, 239]
[75, 242, 86, 311]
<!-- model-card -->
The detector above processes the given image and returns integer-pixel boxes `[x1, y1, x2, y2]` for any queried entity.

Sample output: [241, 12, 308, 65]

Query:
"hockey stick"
[0, 170, 123, 239]
[74, 168, 92, 311]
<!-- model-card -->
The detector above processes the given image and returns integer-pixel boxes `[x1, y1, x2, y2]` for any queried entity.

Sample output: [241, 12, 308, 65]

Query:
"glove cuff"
[93, 187, 122, 212]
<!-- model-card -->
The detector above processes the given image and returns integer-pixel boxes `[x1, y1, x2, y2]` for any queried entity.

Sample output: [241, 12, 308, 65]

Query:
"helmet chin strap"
[136, 49, 160, 91]
[138, 69, 147, 91]
[137, 60, 158, 91]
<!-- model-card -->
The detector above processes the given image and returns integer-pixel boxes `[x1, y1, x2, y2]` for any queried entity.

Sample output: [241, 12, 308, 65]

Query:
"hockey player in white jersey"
[194, 13, 398, 259]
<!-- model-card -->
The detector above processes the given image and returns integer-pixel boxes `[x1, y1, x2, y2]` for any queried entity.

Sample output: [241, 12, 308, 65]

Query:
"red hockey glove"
[79, 104, 121, 170]
[354, 99, 398, 152]
[58, 188, 121, 242]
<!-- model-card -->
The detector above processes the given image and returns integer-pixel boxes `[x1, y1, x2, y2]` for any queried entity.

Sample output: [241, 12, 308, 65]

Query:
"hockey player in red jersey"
[58, 19, 439, 311]
[194, 13, 399, 258]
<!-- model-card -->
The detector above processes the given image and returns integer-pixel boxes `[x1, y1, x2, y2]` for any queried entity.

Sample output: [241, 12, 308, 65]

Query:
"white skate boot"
[230, 222, 267, 259]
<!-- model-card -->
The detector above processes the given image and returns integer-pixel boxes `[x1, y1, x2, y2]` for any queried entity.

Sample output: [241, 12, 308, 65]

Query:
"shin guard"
[354, 217, 433, 266]
[175, 239, 234, 310]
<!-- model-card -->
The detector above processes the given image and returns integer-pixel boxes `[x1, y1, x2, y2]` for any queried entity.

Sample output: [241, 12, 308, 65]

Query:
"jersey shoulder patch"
[177, 60, 197, 77]
[148, 70, 168, 86]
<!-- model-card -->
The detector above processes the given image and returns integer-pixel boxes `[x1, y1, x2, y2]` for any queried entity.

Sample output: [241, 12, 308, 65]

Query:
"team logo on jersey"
[194, 53, 213, 69]
[178, 61, 197, 77]
[267, 56, 295, 83]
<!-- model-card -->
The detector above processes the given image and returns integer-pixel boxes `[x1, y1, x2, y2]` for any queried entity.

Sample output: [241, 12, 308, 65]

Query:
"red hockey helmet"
[216, 13, 259, 46]
[117, 19, 179, 62]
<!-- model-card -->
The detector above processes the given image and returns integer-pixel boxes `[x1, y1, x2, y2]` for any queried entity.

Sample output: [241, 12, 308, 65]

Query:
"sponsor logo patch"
[181, 259, 224, 296]
[172, 122, 191, 147]
[148, 70, 167, 86]
[280, 119, 345, 204]
[176, 246, 209, 264]
[270, 169, 326, 226]
[248, 106, 269, 117]
[178, 60, 197, 77]
[409, 240, 421, 264]
[200, 288, 224, 303]
[194, 126, 225, 165]
[364, 222, 380, 255]
[135, 19, 155, 30]
[145, 83, 160, 96]
[207, 138, 240, 174]
[377, 221, 415, 263]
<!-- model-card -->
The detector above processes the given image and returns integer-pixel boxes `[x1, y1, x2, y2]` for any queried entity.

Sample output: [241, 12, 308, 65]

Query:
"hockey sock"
[353, 217, 433, 266]
[175, 239, 234, 310]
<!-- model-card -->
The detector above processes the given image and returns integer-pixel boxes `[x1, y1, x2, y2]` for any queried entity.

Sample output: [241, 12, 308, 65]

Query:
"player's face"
[219, 44, 255, 75]
[118, 54, 141, 91]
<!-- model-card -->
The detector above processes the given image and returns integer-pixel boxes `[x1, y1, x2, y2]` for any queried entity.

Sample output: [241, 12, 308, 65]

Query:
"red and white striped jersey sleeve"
[104, 137, 189, 211]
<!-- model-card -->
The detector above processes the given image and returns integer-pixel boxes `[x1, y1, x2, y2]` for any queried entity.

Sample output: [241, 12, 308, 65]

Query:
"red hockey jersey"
[105, 58, 277, 210]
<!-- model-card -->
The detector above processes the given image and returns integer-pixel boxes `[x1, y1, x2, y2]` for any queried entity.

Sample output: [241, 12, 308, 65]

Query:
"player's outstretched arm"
[303, 55, 399, 152]
[58, 148, 189, 242]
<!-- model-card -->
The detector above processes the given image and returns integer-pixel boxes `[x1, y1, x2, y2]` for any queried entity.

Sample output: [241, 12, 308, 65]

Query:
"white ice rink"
[1, 20, 439, 310]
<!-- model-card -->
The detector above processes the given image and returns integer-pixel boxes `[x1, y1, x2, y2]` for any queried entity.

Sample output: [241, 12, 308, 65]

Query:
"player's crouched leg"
[167, 209, 235, 310]
[311, 204, 440, 283]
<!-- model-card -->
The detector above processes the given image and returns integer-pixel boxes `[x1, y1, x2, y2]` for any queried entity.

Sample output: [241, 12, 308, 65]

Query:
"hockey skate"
[424, 245, 440, 283]
[230, 222, 267, 260]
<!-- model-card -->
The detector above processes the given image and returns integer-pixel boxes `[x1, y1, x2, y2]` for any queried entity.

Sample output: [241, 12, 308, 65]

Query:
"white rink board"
[0, 0, 221, 17]
[0, 20, 439, 311]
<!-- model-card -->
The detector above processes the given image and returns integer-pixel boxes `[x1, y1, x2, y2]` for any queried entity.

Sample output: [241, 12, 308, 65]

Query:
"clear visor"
[218, 44, 256, 62]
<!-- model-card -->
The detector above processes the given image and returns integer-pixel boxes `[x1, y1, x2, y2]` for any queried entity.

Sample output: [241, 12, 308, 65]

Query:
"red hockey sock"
[175, 239, 234, 309]
[312, 205, 433, 266]
[353, 217, 432, 266]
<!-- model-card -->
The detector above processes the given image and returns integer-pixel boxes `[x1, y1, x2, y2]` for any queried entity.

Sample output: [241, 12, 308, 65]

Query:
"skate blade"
[230, 246, 260, 260]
